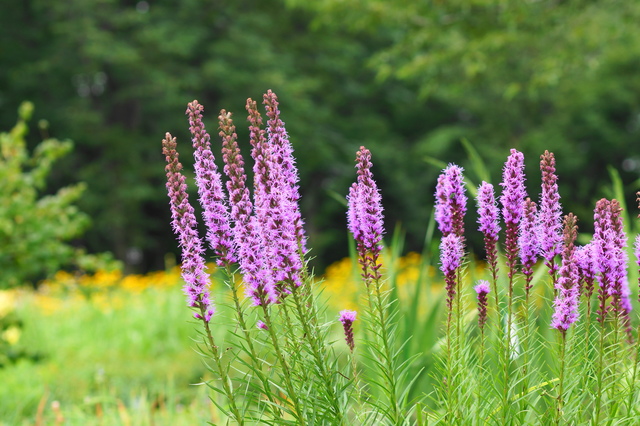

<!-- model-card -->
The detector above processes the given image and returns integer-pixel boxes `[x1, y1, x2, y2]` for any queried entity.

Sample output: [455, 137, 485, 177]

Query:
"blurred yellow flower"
[0, 290, 17, 318]
[2, 325, 21, 345]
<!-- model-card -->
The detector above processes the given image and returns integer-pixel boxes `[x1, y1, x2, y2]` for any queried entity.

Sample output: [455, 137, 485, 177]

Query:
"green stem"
[260, 303, 304, 423]
[593, 319, 606, 425]
[555, 331, 566, 426]
[627, 324, 640, 413]
[290, 283, 344, 423]
[225, 268, 280, 417]
[199, 305, 244, 425]
[371, 274, 401, 424]
[502, 271, 515, 425]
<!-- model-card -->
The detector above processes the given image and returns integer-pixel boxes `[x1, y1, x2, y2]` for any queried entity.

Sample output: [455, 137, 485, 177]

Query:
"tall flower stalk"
[551, 214, 579, 425]
[518, 197, 538, 414]
[538, 151, 563, 285]
[162, 132, 243, 424]
[219, 109, 281, 418]
[435, 164, 467, 423]
[474, 281, 490, 423]
[261, 92, 344, 423]
[477, 181, 501, 318]
[347, 146, 402, 424]
[499, 149, 527, 421]
[592, 198, 629, 422]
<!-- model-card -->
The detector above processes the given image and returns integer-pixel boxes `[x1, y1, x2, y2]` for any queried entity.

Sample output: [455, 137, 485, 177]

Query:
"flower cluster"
[476, 181, 500, 278]
[474, 280, 490, 330]
[519, 197, 539, 293]
[164, 92, 308, 313]
[163, 133, 214, 322]
[347, 146, 385, 283]
[538, 151, 563, 278]
[435, 164, 467, 239]
[500, 149, 527, 279]
[551, 214, 580, 332]
[339, 310, 357, 352]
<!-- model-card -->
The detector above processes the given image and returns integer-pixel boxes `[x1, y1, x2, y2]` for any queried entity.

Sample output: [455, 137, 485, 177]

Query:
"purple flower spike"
[477, 181, 500, 280]
[576, 243, 596, 301]
[474, 280, 490, 330]
[257, 320, 268, 330]
[187, 101, 234, 266]
[440, 234, 464, 313]
[263, 90, 307, 254]
[262, 91, 307, 289]
[347, 146, 385, 284]
[339, 310, 357, 352]
[519, 198, 539, 294]
[500, 149, 527, 280]
[163, 133, 214, 322]
[220, 110, 276, 306]
[435, 164, 467, 239]
[538, 151, 563, 279]
[551, 214, 580, 332]
[593, 199, 631, 324]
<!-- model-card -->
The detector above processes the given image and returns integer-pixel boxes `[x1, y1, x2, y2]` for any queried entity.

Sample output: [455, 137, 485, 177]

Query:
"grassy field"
[0, 253, 438, 425]
[0, 268, 218, 425]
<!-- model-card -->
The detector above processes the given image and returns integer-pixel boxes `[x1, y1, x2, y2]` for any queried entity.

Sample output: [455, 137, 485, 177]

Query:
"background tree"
[2, 0, 639, 273]
[0, 102, 118, 288]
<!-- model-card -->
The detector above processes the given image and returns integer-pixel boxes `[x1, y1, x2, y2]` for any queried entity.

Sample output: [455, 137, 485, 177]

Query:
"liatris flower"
[519, 197, 539, 294]
[607, 200, 631, 315]
[593, 199, 613, 323]
[474, 280, 490, 330]
[187, 100, 233, 266]
[263, 90, 307, 254]
[435, 164, 467, 239]
[219, 110, 276, 306]
[500, 149, 527, 280]
[440, 234, 464, 313]
[538, 151, 563, 280]
[257, 320, 268, 330]
[576, 243, 596, 300]
[163, 132, 214, 322]
[347, 146, 385, 284]
[477, 181, 500, 279]
[262, 91, 306, 288]
[551, 214, 580, 332]
[339, 310, 357, 352]
[593, 199, 631, 323]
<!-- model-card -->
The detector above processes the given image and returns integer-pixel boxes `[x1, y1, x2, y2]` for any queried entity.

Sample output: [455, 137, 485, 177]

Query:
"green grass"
[0, 284, 219, 425]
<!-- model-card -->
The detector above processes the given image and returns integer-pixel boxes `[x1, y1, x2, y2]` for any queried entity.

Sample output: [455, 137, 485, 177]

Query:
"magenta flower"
[500, 149, 527, 279]
[187, 101, 233, 266]
[593, 199, 631, 323]
[474, 280, 490, 330]
[519, 198, 539, 294]
[347, 146, 385, 283]
[257, 320, 268, 330]
[576, 243, 596, 300]
[435, 164, 467, 239]
[262, 90, 306, 288]
[551, 214, 580, 332]
[476, 181, 500, 281]
[219, 109, 276, 306]
[163, 133, 214, 322]
[538, 151, 563, 278]
[339, 310, 357, 352]
[440, 234, 464, 313]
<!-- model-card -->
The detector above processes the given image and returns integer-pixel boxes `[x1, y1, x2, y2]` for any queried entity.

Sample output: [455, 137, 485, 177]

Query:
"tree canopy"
[2, 0, 639, 272]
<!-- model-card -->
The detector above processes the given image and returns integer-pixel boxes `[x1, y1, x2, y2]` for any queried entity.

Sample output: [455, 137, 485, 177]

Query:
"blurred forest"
[1, 0, 640, 277]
